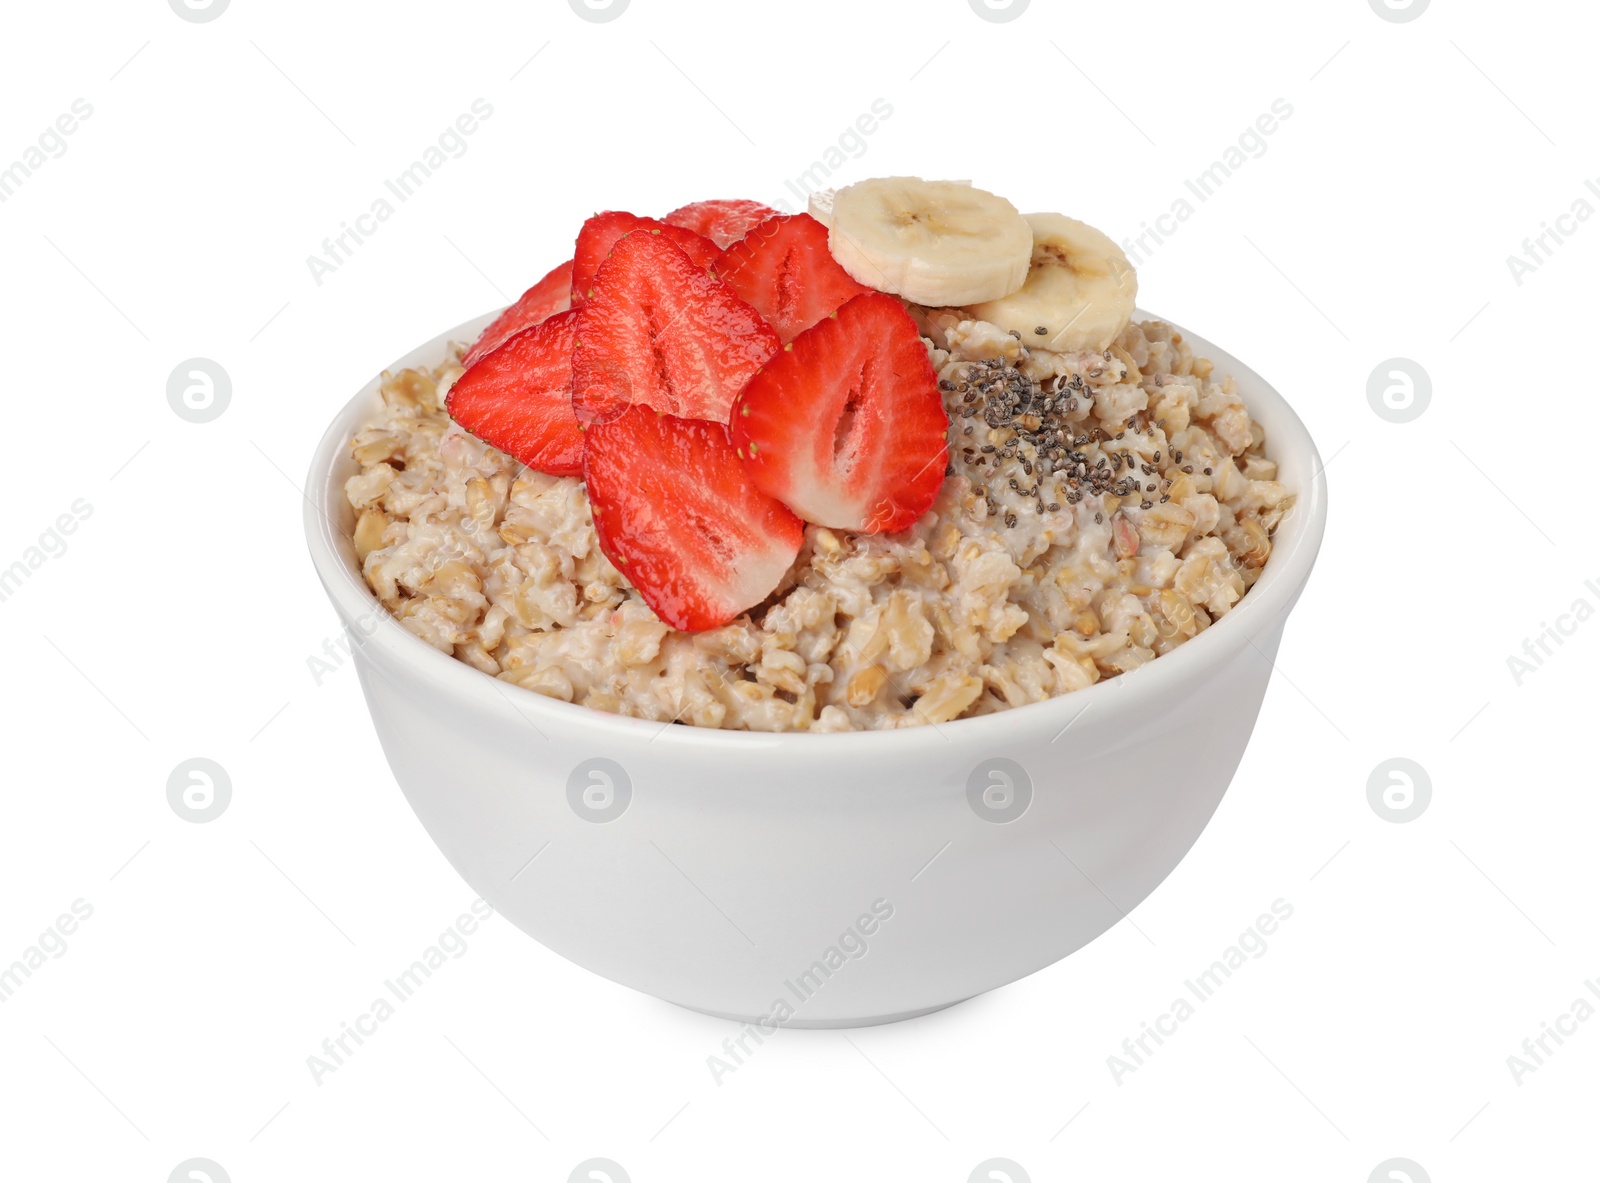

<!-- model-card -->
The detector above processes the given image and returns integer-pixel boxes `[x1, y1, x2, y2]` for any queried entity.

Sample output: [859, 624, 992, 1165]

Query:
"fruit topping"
[824, 176, 1032, 307]
[571, 211, 719, 304]
[663, 198, 780, 249]
[572, 229, 779, 424]
[446, 308, 584, 477]
[713, 213, 872, 344]
[462, 259, 572, 369]
[583, 404, 804, 631]
[730, 292, 948, 533]
[961, 212, 1137, 353]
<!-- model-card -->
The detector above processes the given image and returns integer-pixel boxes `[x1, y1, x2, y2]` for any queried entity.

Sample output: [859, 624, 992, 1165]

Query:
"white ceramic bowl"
[304, 310, 1326, 1027]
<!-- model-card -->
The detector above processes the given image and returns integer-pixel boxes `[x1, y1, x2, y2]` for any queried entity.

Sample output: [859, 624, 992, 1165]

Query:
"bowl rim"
[303, 307, 1327, 750]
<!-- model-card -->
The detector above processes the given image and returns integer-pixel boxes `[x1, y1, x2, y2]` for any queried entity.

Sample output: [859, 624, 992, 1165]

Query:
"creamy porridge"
[344, 311, 1292, 731]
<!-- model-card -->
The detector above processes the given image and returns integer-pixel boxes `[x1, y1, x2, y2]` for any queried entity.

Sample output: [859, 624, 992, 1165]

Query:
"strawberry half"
[572, 229, 780, 425]
[730, 292, 949, 534]
[713, 213, 872, 343]
[445, 308, 584, 477]
[571, 211, 719, 304]
[663, 199, 780, 250]
[584, 404, 804, 631]
[463, 258, 572, 370]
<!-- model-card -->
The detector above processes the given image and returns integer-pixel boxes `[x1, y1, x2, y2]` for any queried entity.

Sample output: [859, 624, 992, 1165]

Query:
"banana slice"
[826, 177, 1032, 307]
[963, 213, 1137, 353]
[810, 180, 969, 230]
[807, 188, 836, 228]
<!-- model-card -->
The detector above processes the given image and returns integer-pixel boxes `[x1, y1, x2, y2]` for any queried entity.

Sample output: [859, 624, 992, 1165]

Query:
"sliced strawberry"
[445, 308, 584, 477]
[713, 213, 872, 343]
[730, 292, 948, 534]
[584, 404, 803, 631]
[572, 229, 780, 425]
[571, 212, 719, 304]
[663, 199, 780, 249]
[463, 258, 572, 370]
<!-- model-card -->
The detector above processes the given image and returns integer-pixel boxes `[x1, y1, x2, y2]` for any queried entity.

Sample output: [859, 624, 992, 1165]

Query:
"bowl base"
[675, 998, 969, 1029]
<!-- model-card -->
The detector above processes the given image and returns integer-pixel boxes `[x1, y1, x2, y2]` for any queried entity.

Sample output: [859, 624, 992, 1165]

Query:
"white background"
[2, 0, 1595, 1179]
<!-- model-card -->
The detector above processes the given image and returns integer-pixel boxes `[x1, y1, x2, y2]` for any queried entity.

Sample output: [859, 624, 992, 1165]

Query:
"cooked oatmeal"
[344, 315, 1293, 731]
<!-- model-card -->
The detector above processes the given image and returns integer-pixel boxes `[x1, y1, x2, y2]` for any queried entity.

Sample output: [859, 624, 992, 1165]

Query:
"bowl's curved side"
[347, 608, 1286, 1023]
